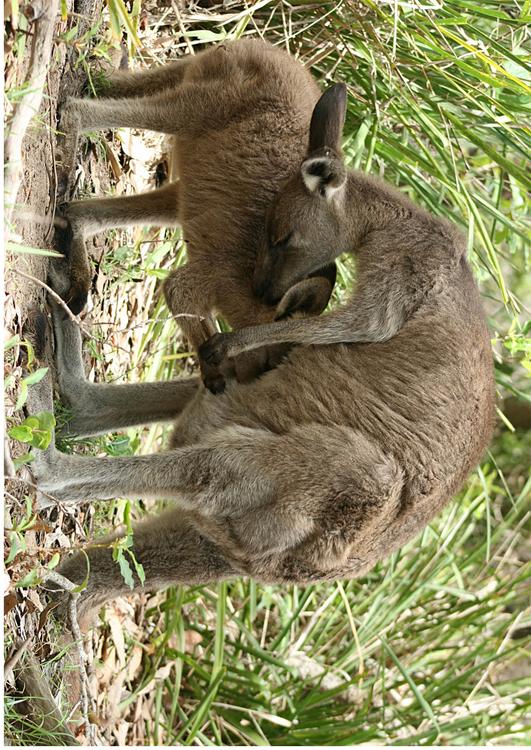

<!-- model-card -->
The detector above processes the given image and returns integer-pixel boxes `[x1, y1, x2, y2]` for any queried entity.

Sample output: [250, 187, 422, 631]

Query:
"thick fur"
[54, 39, 334, 389]
[31, 40, 495, 622]
[198, 85, 472, 374]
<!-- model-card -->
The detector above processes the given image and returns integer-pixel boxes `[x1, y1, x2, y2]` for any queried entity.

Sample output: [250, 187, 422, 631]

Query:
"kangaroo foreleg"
[198, 292, 403, 386]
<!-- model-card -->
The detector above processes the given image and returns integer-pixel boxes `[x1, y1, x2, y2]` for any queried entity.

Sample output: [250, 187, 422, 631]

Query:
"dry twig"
[4, 0, 59, 224]
[44, 569, 96, 745]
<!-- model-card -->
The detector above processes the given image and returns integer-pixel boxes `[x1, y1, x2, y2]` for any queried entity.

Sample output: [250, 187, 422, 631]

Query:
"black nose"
[252, 276, 269, 299]
[252, 277, 281, 306]
[263, 288, 281, 306]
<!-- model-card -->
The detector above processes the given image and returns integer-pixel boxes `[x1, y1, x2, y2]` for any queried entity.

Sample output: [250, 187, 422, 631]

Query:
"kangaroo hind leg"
[51, 508, 234, 628]
[96, 58, 192, 99]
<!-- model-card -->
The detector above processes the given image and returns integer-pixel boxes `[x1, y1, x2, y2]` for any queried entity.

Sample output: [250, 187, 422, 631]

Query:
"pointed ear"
[309, 83, 347, 154]
[310, 261, 337, 291]
[301, 153, 346, 199]
[274, 272, 335, 321]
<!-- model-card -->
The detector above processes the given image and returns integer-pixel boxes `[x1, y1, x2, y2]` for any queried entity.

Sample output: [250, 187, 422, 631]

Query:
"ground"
[4, 1, 530, 746]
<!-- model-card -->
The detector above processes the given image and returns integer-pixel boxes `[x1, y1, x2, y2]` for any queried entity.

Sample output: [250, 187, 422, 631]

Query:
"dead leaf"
[108, 612, 127, 666]
[183, 629, 203, 652]
[126, 644, 143, 682]
[4, 591, 18, 616]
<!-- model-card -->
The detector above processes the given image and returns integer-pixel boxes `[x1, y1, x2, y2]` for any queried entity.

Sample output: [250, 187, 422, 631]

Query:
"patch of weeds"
[4, 695, 68, 747]
[5, 495, 62, 590]
[8, 411, 55, 467]
[5, 335, 54, 466]
[99, 236, 142, 282]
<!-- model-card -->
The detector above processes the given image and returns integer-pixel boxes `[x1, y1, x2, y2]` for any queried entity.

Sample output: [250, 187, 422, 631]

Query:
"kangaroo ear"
[301, 153, 346, 199]
[309, 83, 347, 154]
[274, 270, 335, 321]
[303, 83, 347, 199]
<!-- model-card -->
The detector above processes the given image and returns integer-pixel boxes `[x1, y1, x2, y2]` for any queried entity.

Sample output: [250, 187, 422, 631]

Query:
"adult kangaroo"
[30, 41, 495, 624]
[54, 38, 337, 391]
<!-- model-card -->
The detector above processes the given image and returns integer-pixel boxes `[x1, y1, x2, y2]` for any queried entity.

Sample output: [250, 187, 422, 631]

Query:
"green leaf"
[4, 334, 20, 351]
[8, 424, 33, 442]
[6, 531, 26, 564]
[15, 381, 28, 411]
[15, 569, 41, 588]
[6, 241, 64, 257]
[37, 411, 56, 432]
[13, 452, 34, 468]
[114, 548, 135, 590]
[129, 551, 146, 586]
[23, 367, 48, 386]
[47, 553, 61, 570]
[31, 430, 52, 450]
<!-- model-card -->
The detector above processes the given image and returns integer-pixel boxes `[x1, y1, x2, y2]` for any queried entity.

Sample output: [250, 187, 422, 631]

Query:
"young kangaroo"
[53, 38, 338, 391]
[30, 43, 495, 625]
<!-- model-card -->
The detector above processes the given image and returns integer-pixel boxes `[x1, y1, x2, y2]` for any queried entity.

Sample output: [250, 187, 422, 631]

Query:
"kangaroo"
[29, 42, 495, 626]
[53, 38, 338, 392]
[197, 84, 484, 386]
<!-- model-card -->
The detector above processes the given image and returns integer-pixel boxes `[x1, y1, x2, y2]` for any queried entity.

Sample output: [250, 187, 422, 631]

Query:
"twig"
[46, 68, 58, 243]
[4, 0, 59, 225]
[4, 437, 16, 478]
[44, 570, 96, 745]
[171, 0, 195, 56]
[4, 637, 33, 680]
[88, 313, 203, 332]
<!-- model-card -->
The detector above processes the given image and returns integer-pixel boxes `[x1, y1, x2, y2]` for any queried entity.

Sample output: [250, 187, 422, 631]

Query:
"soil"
[4, 2, 122, 741]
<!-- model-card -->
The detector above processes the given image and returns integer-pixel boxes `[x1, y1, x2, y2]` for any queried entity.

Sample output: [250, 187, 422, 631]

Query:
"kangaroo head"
[254, 84, 350, 304]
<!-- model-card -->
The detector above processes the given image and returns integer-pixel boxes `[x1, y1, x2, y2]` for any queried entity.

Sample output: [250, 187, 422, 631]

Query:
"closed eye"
[270, 232, 293, 252]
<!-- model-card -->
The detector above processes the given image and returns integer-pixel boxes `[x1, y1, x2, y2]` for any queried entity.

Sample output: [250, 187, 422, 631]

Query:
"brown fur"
[30, 40, 495, 624]
[53, 38, 335, 389]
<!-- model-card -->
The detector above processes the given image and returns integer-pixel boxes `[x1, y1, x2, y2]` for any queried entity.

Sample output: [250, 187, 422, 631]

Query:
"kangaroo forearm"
[224, 311, 383, 357]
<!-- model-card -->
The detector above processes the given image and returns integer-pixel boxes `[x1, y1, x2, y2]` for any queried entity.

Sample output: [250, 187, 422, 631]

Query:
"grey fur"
[199, 85, 470, 377]
[30, 40, 494, 625]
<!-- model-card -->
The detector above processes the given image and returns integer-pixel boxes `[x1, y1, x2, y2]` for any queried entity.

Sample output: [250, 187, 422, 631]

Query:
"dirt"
[7, 0, 111, 305]
[4, 1, 184, 739]
[4, 2, 120, 741]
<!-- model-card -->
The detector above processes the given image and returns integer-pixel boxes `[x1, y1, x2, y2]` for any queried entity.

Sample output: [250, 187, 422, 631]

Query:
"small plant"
[111, 502, 145, 589]
[8, 411, 55, 452]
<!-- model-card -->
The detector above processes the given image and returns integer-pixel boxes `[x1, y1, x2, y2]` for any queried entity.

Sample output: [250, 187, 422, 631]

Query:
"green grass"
[108, 472, 530, 745]
[4, 0, 530, 745]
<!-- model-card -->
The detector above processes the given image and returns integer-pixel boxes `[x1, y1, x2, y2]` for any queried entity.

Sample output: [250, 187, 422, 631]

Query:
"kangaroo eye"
[271, 232, 293, 251]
